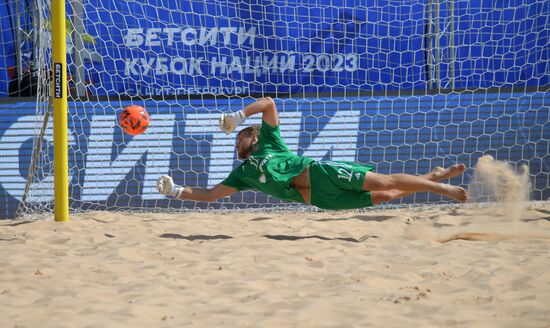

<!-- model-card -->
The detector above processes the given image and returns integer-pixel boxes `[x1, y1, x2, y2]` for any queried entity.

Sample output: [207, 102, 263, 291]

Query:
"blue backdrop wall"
[1, 92, 549, 219]
[0, 0, 548, 96]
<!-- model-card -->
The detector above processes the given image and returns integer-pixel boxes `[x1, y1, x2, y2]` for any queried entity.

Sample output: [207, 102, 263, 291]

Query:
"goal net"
[6, 0, 549, 218]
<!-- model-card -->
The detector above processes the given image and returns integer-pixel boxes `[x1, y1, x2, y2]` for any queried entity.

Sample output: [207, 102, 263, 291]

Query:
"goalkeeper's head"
[236, 125, 260, 159]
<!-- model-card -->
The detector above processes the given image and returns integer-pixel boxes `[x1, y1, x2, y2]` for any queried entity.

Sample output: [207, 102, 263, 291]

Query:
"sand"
[0, 202, 549, 328]
[2, 157, 550, 327]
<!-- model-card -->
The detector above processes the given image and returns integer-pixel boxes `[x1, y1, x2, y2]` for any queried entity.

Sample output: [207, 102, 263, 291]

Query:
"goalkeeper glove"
[156, 175, 185, 198]
[219, 109, 246, 134]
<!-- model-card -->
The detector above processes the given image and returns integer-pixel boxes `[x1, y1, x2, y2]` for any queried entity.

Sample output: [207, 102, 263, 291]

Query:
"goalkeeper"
[157, 98, 468, 209]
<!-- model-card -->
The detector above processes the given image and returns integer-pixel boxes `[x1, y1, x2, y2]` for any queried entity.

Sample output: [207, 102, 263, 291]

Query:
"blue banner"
[1, 0, 547, 97]
[1, 92, 549, 219]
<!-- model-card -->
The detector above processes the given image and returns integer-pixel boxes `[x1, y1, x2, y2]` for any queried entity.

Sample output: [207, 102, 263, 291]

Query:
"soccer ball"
[119, 105, 150, 135]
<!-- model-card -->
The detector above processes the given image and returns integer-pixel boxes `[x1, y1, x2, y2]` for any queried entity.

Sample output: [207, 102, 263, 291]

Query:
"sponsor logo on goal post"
[53, 63, 62, 98]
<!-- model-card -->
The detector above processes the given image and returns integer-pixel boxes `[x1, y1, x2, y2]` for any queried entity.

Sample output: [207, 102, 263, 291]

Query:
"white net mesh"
[5, 0, 548, 218]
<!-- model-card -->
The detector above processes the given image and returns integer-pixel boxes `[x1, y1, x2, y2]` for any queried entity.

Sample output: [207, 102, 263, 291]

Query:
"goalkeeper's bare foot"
[441, 184, 469, 203]
[430, 164, 466, 181]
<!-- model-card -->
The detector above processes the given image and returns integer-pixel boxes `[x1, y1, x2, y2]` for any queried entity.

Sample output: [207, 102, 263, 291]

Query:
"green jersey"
[221, 121, 314, 203]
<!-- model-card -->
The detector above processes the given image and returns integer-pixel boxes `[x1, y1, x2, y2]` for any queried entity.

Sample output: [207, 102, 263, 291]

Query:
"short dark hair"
[237, 125, 261, 139]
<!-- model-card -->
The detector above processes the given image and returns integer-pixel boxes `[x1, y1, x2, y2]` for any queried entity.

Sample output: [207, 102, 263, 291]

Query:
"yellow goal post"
[52, 0, 68, 222]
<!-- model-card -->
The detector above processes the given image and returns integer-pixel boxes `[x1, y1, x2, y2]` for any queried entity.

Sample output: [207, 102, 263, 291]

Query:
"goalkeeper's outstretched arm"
[219, 97, 278, 133]
[157, 175, 236, 202]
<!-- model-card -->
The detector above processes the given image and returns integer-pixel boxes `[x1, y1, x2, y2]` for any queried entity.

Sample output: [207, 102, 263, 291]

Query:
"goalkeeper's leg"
[370, 164, 467, 204]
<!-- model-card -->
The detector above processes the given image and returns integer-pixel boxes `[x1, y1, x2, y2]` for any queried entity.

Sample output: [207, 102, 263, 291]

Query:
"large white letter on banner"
[300, 110, 360, 162]
[0, 116, 76, 202]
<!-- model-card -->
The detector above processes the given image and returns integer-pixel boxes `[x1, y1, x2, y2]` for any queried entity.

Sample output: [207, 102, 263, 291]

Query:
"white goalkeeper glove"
[219, 109, 246, 134]
[156, 175, 185, 198]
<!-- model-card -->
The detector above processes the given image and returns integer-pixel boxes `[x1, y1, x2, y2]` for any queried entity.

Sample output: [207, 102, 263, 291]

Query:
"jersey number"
[337, 168, 353, 182]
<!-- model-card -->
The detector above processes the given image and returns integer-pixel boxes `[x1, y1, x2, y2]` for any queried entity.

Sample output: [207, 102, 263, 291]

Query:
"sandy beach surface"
[1, 203, 549, 328]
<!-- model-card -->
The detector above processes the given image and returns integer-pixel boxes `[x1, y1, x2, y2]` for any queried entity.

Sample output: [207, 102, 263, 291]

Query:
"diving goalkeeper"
[157, 97, 468, 209]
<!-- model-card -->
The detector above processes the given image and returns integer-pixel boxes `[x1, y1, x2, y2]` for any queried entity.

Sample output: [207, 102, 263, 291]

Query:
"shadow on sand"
[159, 233, 233, 241]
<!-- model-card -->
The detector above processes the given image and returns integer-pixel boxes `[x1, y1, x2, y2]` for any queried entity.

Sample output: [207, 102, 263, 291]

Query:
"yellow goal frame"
[52, 0, 69, 222]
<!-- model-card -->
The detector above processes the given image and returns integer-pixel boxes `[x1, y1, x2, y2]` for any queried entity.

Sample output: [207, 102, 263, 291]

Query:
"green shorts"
[309, 160, 374, 210]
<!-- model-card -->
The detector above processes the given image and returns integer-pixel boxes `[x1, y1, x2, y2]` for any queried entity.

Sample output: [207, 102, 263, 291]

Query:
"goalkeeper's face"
[236, 132, 258, 159]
